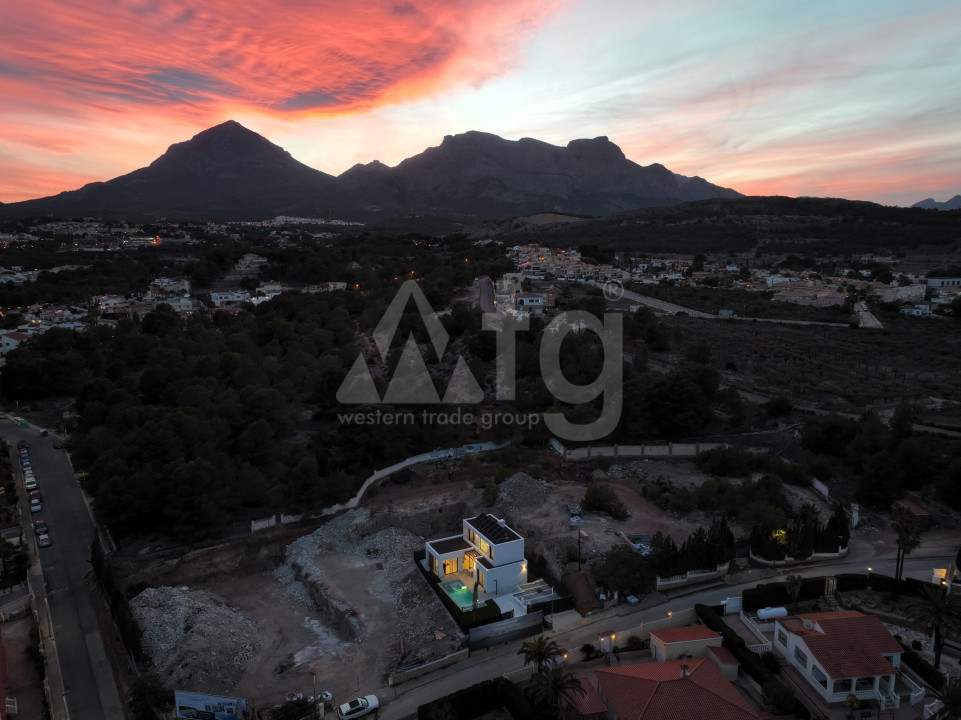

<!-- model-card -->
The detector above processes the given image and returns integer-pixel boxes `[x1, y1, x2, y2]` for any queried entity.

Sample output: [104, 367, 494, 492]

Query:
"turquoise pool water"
[439, 579, 474, 608]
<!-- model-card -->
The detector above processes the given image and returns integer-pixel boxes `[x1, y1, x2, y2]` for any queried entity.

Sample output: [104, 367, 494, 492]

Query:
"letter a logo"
[336, 281, 484, 404]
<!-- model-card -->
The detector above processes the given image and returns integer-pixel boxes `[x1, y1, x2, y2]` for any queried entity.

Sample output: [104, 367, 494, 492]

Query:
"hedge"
[898, 644, 945, 691]
[742, 577, 824, 612]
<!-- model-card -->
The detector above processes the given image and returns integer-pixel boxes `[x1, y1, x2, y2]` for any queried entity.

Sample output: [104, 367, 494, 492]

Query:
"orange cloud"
[2, 0, 561, 119]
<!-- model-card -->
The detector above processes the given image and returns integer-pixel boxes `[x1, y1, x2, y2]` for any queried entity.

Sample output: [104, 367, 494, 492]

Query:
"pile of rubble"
[275, 508, 462, 668]
[131, 586, 261, 694]
[495, 472, 550, 521]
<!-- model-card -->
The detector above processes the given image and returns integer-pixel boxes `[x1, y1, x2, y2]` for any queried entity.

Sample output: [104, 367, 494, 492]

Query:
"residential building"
[900, 304, 931, 317]
[210, 290, 252, 307]
[926, 277, 961, 288]
[648, 625, 722, 661]
[0, 331, 30, 355]
[589, 657, 761, 720]
[772, 610, 918, 709]
[425, 513, 527, 595]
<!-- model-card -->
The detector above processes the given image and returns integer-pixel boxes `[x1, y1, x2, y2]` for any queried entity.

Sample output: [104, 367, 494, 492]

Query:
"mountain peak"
[912, 194, 961, 211]
[150, 120, 302, 173]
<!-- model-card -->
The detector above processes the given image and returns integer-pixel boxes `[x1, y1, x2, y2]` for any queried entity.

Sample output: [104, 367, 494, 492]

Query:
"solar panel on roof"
[468, 513, 518, 543]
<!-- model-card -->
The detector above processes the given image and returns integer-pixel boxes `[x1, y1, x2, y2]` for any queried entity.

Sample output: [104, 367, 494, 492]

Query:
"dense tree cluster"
[800, 408, 960, 510]
[592, 517, 736, 596]
[0, 231, 761, 542]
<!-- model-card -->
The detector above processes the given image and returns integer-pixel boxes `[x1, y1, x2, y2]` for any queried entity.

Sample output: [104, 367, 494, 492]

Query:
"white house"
[926, 277, 961, 288]
[210, 290, 251, 307]
[514, 292, 547, 314]
[93, 294, 126, 309]
[0, 331, 29, 355]
[773, 610, 921, 709]
[900, 303, 932, 317]
[425, 513, 527, 596]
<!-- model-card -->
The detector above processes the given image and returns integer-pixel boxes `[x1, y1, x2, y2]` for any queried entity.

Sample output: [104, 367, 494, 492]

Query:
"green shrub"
[583, 484, 630, 520]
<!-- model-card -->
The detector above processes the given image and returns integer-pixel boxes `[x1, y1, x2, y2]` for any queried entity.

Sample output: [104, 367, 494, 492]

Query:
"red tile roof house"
[584, 657, 769, 720]
[0, 331, 29, 356]
[425, 513, 527, 603]
[772, 610, 925, 711]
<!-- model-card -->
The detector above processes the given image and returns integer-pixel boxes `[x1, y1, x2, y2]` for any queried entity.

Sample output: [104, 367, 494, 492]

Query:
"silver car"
[337, 695, 379, 719]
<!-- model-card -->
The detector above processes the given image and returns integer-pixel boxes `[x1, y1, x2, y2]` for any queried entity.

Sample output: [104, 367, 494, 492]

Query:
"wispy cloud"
[0, 0, 958, 206]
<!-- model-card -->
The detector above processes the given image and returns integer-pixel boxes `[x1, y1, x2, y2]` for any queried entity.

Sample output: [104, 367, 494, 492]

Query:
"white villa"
[773, 610, 923, 710]
[425, 513, 527, 596]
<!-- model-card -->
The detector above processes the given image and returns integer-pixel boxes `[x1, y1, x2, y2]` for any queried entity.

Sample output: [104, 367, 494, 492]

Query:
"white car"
[337, 695, 379, 719]
[37, 533, 51, 548]
[25, 477, 38, 491]
[29, 498, 42, 513]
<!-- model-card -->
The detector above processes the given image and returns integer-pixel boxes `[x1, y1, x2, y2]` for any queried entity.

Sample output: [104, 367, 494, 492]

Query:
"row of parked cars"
[18, 439, 51, 547]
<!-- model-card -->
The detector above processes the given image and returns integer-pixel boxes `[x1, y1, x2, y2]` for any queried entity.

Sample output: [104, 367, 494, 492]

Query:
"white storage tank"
[756, 606, 788, 620]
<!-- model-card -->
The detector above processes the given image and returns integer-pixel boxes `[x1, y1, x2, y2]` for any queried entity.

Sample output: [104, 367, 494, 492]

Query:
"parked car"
[20, 461, 32, 472]
[40, 429, 48, 437]
[28, 490, 41, 504]
[17, 440, 28, 449]
[25, 477, 37, 491]
[53, 439, 63, 449]
[336, 696, 379, 719]
[33, 519, 47, 535]
[37, 533, 51, 548]
[29, 497, 42, 513]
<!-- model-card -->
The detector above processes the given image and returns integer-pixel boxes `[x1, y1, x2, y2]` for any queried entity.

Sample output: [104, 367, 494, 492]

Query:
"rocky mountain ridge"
[0, 121, 740, 221]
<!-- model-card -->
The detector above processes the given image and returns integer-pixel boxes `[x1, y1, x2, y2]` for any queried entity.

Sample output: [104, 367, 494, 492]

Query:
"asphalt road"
[478, 276, 496, 314]
[378, 542, 959, 719]
[3, 419, 125, 720]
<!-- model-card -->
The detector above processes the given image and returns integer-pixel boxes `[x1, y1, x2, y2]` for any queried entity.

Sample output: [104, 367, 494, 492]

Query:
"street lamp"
[867, 567, 872, 589]
[668, 611, 673, 627]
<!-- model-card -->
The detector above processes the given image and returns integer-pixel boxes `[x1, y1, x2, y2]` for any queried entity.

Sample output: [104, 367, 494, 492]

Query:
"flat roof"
[427, 536, 471, 555]
[649, 626, 721, 644]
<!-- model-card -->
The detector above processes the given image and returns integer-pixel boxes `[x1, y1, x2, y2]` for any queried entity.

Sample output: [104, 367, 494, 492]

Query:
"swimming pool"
[439, 579, 475, 609]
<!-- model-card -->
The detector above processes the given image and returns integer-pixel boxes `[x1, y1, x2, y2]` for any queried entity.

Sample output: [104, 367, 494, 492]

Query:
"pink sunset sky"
[1, 0, 959, 207]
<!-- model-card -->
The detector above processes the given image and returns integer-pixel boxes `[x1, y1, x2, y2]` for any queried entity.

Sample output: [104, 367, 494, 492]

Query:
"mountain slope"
[0, 122, 741, 221]
[912, 195, 961, 211]
[4, 121, 339, 220]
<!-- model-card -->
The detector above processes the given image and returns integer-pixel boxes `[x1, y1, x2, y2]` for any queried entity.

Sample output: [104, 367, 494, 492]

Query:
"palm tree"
[518, 634, 563, 674]
[932, 675, 961, 720]
[785, 574, 803, 610]
[530, 664, 585, 719]
[903, 584, 961, 670]
[843, 693, 861, 720]
[890, 502, 921, 583]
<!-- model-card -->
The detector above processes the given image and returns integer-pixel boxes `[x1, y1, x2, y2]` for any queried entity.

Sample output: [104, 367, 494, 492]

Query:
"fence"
[655, 563, 730, 591]
[611, 606, 699, 643]
[738, 611, 772, 653]
[250, 440, 509, 533]
[550, 441, 767, 461]
[388, 649, 470, 687]
[469, 611, 544, 652]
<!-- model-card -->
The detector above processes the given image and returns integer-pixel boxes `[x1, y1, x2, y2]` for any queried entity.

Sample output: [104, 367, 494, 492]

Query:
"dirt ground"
[158, 452, 767, 713]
